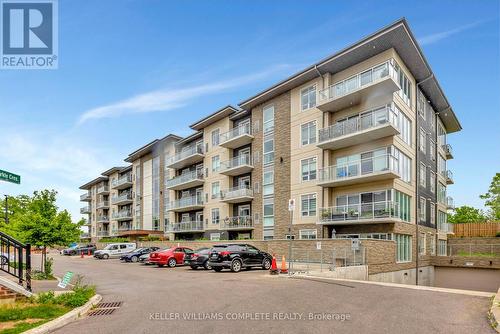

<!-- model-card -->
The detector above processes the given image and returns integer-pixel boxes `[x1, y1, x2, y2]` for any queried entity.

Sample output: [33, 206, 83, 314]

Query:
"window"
[211, 182, 220, 199]
[211, 208, 220, 224]
[397, 106, 411, 146]
[263, 136, 274, 165]
[263, 105, 275, 133]
[430, 235, 436, 255]
[438, 123, 446, 147]
[419, 163, 427, 188]
[418, 232, 426, 255]
[419, 197, 426, 222]
[394, 190, 411, 222]
[301, 157, 317, 181]
[299, 229, 317, 240]
[393, 147, 411, 183]
[438, 183, 446, 204]
[395, 63, 412, 107]
[212, 155, 220, 172]
[263, 198, 274, 227]
[430, 172, 436, 193]
[301, 121, 317, 145]
[211, 129, 220, 146]
[301, 194, 317, 217]
[418, 90, 426, 120]
[419, 128, 426, 153]
[438, 240, 447, 256]
[429, 140, 436, 161]
[438, 155, 446, 175]
[301, 85, 316, 110]
[430, 202, 435, 226]
[395, 234, 412, 263]
[285, 235, 295, 240]
[263, 168, 274, 196]
[437, 211, 448, 232]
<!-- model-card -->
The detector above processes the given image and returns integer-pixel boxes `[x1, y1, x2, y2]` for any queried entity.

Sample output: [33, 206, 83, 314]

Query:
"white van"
[94, 243, 136, 259]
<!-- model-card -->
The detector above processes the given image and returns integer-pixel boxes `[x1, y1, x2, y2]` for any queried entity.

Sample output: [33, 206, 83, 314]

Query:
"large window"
[393, 147, 411, 183]
[212, 155, 220, 172]
[211, 182, 220, 199]
[438, 182, 446, 204]
[263, 168, 274, 196]
[263, 136, 274, 165]
[437, 210, 448, 231]
[263, 105, 275, 133]
[438, 240, 447, 256]
[211, 129, 220, 146]
[419, 128, 426, 153]
[429, 140, 436, 161]
[263, 198, 274, 227]
[397, 106, 411, 146]
[419, 197, 426, 222]
[211, 208, 220, 224]
[430, 202, 435, 226]
[418, 232, 426, 255]
[438, 155, 446, 175]
[301, 157, 317, 181]
[301, 193, 317, 217]
[301, 121, 317, 146]
[395, 234, 412, 263]
[419, 163, 427, 188]
[430, 172, 436, 194]
[430, 235, 436, 256]
[301, 85, 316, 110]
[437, 123, 447, 147]
[299, 229, 317, 240]
[395, 63, 412, 107]
[417, 90, 426, 120]
[394, 190, 411, 222]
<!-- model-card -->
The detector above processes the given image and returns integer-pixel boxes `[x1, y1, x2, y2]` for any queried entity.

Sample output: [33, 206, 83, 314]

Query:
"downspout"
[315, 65, 327, 238]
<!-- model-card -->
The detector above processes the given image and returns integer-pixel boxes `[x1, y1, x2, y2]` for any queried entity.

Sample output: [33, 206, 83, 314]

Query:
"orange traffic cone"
[87, 249, 91, 256]
[270, 254, 279, 275]
[280, 255, 288, 274]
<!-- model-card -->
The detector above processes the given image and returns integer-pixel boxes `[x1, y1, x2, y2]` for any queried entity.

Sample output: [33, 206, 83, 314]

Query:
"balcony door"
[239, 148, 251, 165]
[238, 204, 251, 217]
[196, 212, 203, 223]
[238, 176, 251, 189]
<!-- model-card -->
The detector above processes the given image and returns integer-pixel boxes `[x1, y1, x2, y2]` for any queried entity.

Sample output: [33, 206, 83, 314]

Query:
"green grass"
[456, 251, 500, 258]
[1, 320, 49, 334]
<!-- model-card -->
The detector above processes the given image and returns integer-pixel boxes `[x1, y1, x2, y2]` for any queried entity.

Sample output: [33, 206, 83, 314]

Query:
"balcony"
[168, 196, 204, 212]
[112, 210, 133, 221]
[442, 144, 453, 159]
[96, 200, 109, 209]
[317, 60, 400, 113]
[97, 231, 110, 237]
[219, 123, 253, 149]
[97, 185, 109, 194]
[221, 186, 254, 203]
[97, 215, 109, 223]
[166, 170, 204, 191]
[219, 155, 253, 176]
[438, 221, 454, 234]
[166, 145, 204, 169]
[80, 206, 91, 214]
[111, 174, 133, 190]
[318, 201, 401, 225]
[80, 192, 91, 202]
[442, 170, 454, 185]
[318, 105, 399, 150]
[111, 192, 133, 205]
[446, 196, 455, 210]
[84, 219, 91, 226]
[166, 221, 204, 233]
[80, 233, 90, 239]
[220, 216, 254, 230]
[117, 223, 134, 232]
[318, 154, 399, 187]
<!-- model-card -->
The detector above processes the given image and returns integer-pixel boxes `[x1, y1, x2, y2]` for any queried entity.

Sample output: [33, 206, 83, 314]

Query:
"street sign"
[288, 199, 295, 211]
[0, 169, 20, 184]
[351, 239, 360, 251]
[57, 271, 74, 289]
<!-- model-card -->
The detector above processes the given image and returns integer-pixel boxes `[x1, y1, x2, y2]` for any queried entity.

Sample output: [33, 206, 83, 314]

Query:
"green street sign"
[57, 271, 74, 289]
[0, 169, 20, 184]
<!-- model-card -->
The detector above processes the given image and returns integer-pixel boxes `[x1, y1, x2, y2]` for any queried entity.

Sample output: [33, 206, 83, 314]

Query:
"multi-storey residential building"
[79, 19, 460, 262]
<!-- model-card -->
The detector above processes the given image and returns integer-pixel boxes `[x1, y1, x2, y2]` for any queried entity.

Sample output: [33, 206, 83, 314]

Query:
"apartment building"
[80, 19, 460, 263]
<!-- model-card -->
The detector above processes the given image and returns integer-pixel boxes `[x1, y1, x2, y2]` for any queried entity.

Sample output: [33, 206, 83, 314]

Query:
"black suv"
[208, 244, 272, 272]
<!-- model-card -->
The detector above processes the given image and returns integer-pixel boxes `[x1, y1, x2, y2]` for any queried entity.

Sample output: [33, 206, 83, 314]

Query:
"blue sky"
[0, 0, 499, 222]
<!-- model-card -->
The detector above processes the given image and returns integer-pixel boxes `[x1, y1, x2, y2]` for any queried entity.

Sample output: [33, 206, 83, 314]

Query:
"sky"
[0, 0, 499, 222]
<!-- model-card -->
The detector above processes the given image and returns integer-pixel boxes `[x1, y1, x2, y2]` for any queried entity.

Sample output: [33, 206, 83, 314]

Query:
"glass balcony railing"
[169, 196, 204, 210]
[166, 221, 204, 232]
[445, 196, 454, 209]
[442, 144, 453, 159]
[97, 215, 109, 223]
[441, 170, 454, 184]
[166, 170, 204, 188]
[319, 154, 398, 185]
[166, 145, 204, 166]
[438, 221, 453, 233]
[97, 185, 109, 194]
[319, 60, 398, 104]
[222, 185, 253, 200]
[80, 206, 91, 214]
[112, 210, 133, 220]
[111, 193, 133, 205]
[319, 201, 400, 223]
[318, 105, 398, 144]
[220, 155, 253, 172]
[219, 123, 252, 144]
[80, 192, 91, 201]
[111, 174, 133, 189]
[220, 216, 253, 229]
[97, 231, 109, 237]
[96, 201, 109, 209]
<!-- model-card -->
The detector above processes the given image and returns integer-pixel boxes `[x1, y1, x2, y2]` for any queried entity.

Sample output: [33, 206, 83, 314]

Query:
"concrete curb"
[490, 288, 500, 333]
[288, 274, 495, 298]
[23, 294, 102, 334]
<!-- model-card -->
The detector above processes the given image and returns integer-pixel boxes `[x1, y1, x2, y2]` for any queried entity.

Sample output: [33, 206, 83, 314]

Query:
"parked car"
[94, 243, 136, 259]
[148, 247, 193, 267]
[184, 247, 212, 270]
[208, 244, 272, 272]
[0, 252, 14, 265]
[120, 247, 160, 262]
[61, 244, 96, 256]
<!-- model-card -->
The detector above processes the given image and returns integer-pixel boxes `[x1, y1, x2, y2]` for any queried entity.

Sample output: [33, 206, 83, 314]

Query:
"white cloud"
[418, 21, 484, 46]
[77, 64, 290, 124]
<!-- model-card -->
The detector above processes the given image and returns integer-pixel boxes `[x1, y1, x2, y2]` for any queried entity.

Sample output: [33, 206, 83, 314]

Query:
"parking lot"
[37, 253, 494, 334]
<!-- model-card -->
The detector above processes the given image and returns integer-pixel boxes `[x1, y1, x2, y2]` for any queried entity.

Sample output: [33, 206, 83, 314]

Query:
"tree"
[0, 190, 83, 272]
[480, 173, 500, 220]
[447, 205, 488, 224]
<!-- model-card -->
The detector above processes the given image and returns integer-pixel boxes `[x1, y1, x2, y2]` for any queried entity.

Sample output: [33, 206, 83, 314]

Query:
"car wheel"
[213, 267, 223, 272]
[0, 256, 8, 266]
[131, 256, 138, 263]
[230, 259, 242, 273]
[203, 261, 212, 270]
[102, 254, 109, 260]
[190, 265, 198, 270]
[167, 258, 176, 268]
[262, 258, 271, 270]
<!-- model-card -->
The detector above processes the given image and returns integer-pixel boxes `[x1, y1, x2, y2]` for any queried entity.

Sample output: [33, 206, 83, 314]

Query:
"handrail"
[167, 145, 204, 165]
[0, 231, 31, 292]
[220, 154, 252, 170]
[319, 201, 399, 222]
[219, 123, 252, 143]
[319, 154, 398, 182]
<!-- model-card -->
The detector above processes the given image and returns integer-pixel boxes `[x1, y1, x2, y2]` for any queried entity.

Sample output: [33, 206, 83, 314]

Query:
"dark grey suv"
[208, 244, 272, 272]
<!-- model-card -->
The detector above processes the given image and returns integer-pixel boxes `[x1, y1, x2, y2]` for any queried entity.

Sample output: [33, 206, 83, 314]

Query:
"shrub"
[54, 285, 95, 307]
[100, 237, 130, 243]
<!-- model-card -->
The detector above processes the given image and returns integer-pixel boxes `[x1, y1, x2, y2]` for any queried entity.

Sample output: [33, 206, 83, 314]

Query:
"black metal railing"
[0, 231, 31, 291]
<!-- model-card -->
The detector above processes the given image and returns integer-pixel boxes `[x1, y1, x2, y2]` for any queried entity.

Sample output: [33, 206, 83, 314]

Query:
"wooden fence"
[452, 222, 500, 237]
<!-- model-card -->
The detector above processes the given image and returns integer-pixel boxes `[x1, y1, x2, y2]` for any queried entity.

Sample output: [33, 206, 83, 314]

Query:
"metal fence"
[288, 245, 366, 274]
[447, 243, 500, 257]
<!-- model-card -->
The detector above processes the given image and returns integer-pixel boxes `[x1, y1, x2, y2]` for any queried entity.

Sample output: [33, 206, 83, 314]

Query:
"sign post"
[288, 199, 295, 274]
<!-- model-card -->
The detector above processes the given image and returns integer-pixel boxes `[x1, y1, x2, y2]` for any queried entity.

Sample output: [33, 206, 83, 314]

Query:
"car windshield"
[103, 245, 115, 250]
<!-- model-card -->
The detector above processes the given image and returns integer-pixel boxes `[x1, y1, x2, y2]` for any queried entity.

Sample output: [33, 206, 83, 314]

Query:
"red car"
[148, 247, 194, 267]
